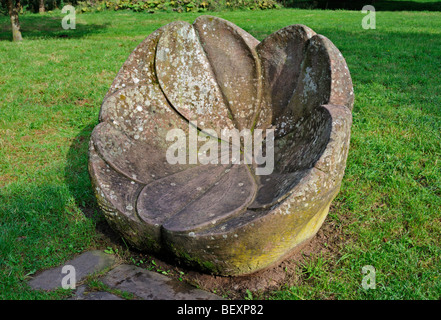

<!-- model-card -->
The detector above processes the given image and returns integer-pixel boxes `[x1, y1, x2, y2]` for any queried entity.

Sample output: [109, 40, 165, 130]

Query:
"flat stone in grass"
[28, 250, 117, 291]
[101, 264, 223, 300]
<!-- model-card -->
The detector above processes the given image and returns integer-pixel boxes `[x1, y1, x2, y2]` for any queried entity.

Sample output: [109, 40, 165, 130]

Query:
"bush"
[1, 0, 82, 14]
[0, 0, 280, 15]
[75, 0, 281, 13]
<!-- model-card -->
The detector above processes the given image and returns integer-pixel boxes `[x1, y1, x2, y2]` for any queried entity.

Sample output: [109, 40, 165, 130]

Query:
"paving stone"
[28, 250, 117, 291]
[101, 264, 223, 300]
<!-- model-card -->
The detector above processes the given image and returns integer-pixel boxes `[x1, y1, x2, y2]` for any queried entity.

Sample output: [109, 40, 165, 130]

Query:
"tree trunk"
[6, 0, 23, 42]
[39, 0, 45, 13]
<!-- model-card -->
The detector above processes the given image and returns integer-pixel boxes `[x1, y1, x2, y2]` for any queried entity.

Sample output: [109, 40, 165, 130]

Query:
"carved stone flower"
[89, 15, 353, 275]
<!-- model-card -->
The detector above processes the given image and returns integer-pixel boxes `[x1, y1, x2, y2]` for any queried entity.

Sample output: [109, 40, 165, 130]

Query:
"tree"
[39, 0, 44, 13]
[6, 0, 23, 42]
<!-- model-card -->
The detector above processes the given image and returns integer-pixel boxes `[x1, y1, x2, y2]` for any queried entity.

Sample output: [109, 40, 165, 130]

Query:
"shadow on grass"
[64, 120, 124, 248]
[374, 1, 441, 11]
[0, 14, 109, 41]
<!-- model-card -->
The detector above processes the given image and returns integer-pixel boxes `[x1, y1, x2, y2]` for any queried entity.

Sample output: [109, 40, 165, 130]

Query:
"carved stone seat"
[88, 15, 354, 276]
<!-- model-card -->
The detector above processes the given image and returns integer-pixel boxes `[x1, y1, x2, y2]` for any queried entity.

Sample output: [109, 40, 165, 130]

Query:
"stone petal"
[99, 84, 189, 148]
[102, 27, 164, 102]
[156, 21, 235, 136]
[274, 106, 332, 174]
[247, 170, 309, 209]
[326, 44, 354, 110]
[313, 104, 353, 182]
[193, 15, 261, 131]
[286, 35, 332, 126]
[136, 164, 230, 226]
[89, 141, 143, 222]
[99, 24, 191, 149]
[91, 122, 192, 184]
[287, 34, 354, 123]
[163, 165, 257, 232]
[255, 24, 316, 135]
[249, 106, 335, 210]
[89, 142, 163, 250]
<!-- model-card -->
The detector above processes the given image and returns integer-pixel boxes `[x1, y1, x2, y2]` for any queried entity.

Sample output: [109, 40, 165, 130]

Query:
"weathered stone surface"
[193, 15, 260, 131]
[162, 164, 257, 232]
[28, 251, 116, 291]
[69, 285, 123, 300]
[89, 16, 354, 276]
[156, 21, 235, 136]
[256, 24, 316, 134]
[101, 264, 222, 300]
[102, 27, 164, 102]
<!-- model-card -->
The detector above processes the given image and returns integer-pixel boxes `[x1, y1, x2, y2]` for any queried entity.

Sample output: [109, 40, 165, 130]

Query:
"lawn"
[0, 7, 440, 300]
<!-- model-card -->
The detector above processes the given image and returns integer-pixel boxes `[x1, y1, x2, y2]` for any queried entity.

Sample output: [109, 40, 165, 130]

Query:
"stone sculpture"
[89, 15, 354, 276]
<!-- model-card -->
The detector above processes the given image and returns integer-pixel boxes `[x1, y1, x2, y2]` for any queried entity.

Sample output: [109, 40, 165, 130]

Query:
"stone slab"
[28, 250, 117, 291]
[101, 264, 223, 300]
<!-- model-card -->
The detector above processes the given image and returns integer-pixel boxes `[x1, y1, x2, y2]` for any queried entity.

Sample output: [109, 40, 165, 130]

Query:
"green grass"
[1, 8, 440, 299]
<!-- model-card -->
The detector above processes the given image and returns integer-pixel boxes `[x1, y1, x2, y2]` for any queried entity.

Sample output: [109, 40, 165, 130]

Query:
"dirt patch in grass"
[74, 98, 95, 107]
[92, 205, 347, 300]
[0, 173, 18, 187]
